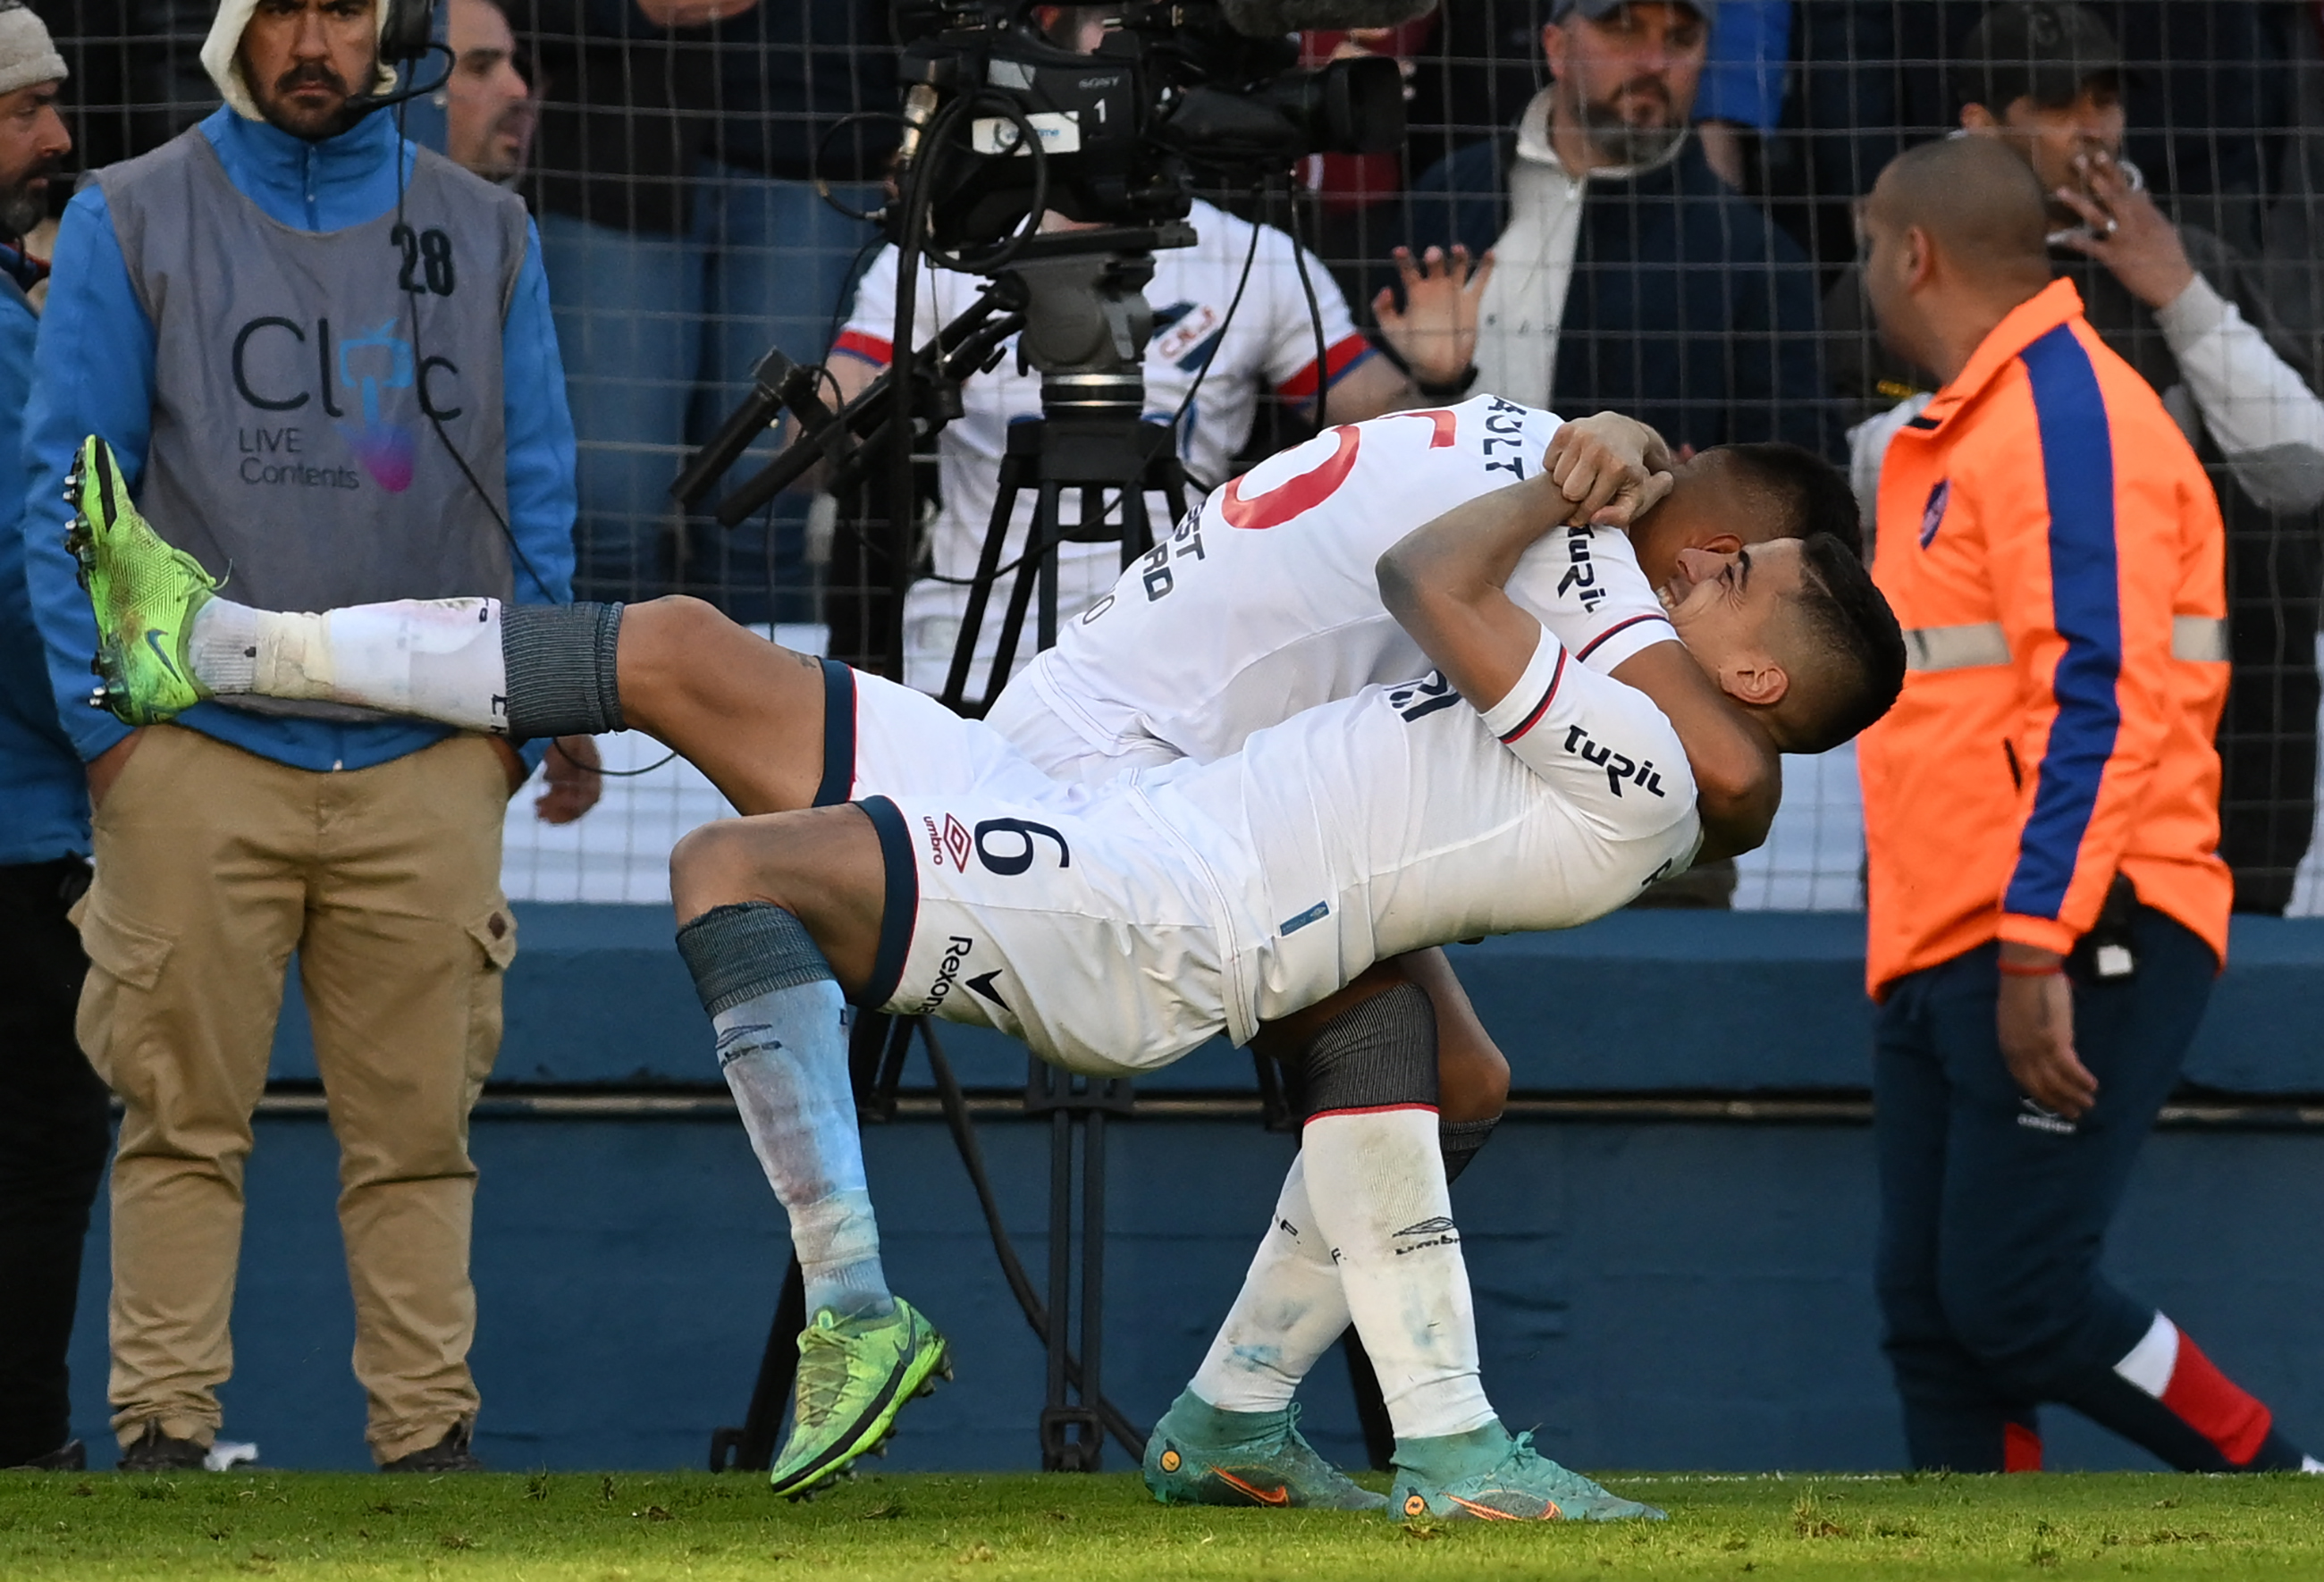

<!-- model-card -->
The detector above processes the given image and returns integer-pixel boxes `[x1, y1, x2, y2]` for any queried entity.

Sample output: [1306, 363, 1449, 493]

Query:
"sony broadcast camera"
[887, 0, 1424, 259]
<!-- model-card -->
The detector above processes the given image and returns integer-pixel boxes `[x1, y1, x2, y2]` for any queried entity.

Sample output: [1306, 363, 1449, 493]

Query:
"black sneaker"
[380, 1425, 483, 1473]
[117, 1423, 207, 1472]
[7, 1439, 87, 1470]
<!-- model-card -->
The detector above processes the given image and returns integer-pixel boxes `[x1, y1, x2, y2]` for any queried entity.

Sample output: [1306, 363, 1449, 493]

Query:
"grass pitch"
[4, 1468, 2322, 1580]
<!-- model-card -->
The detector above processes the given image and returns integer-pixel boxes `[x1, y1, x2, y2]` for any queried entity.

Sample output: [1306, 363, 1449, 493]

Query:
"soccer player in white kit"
[69, 393, 1902, 1516]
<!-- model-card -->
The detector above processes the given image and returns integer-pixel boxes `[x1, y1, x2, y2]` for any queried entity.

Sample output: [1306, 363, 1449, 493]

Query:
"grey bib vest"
[97, 128, 526, 719]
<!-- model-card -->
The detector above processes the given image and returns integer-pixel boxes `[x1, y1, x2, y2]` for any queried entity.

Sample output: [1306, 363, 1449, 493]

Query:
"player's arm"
[1377, 470, 1781, 859]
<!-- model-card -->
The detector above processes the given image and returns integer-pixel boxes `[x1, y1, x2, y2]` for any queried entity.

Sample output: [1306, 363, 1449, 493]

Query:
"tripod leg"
[986, 481, 1054, 700]
[1076, 1100, 1110, 1471]
[945, 452, 1027, 708]
[713, 1255, 810, 1472]
[1040, 1069, 1076, 1470]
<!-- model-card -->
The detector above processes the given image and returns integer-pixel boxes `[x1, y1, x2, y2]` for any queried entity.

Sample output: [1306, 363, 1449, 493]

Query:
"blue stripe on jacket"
[2004, 324, 2123, 921]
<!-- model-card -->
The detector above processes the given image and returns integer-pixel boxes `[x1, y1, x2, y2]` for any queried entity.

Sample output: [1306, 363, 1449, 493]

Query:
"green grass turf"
[4, 1468, 2323, 1580]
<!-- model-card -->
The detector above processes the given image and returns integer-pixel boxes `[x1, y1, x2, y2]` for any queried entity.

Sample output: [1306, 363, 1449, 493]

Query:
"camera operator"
[824, 4, 1444, 694]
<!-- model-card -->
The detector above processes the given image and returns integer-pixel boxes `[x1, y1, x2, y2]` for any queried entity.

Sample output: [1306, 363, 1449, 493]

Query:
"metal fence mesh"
[39, 1, 2324, 913]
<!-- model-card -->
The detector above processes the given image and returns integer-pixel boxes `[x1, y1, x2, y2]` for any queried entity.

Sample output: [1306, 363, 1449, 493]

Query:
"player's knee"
[1437, 1031, 1510, 1123]
[669, 819, 767, 923]
[1296, 980, 1438, 1122]
[625, 596, 726, 675]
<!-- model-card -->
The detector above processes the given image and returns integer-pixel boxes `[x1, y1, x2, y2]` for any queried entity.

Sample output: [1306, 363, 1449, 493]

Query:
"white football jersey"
[1135, 617, 1702, 1031]
[998, 395, 1676, 775]
[834, 198, 1368, 692]
[846, 624, 1701, 1060]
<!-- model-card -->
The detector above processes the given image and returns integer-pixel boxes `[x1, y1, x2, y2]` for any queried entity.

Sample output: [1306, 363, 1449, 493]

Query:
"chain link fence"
[40, 1, 2324, 913]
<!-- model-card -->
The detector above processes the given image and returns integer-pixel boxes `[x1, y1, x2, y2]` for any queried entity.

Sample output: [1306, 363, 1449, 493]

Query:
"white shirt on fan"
[833, 197, 1369, 694]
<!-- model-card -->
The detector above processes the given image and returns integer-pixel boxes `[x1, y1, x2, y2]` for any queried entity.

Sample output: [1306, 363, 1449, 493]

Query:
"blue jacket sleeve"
[1695, 2, 1792, 130]
[502, 218, 577, 609]
[21, 188, 154, 762]
[501, 218, 577, 771]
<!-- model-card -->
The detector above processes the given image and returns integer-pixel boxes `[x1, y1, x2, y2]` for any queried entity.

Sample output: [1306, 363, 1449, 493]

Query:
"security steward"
[1854, 136, 2316, 1475]
[18, 0, 580, 1470]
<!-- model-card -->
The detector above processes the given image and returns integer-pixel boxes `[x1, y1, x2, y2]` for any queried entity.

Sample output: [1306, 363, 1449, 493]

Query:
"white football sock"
[1189, 1155, 1351, 1413]
[1298, 1107, 1495, 1441]
[189, 594, 509, 732]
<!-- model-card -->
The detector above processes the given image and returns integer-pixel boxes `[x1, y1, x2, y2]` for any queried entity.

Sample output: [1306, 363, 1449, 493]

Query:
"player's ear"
[1722, 658, 1789, 710]
[1699, 531, 1743, 556]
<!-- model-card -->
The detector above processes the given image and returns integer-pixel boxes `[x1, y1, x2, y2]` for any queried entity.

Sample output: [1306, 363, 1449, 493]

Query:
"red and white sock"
[1188, 1156, 1351, 1413]
[1297, 1105, 1495, 1441]
[2114, 1313, 2274, 1466]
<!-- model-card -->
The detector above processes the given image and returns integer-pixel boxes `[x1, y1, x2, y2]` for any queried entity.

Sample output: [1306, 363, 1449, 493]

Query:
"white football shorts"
[806, 661, 1255, 1075]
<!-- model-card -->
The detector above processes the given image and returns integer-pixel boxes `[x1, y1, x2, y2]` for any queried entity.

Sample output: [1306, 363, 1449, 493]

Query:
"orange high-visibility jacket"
[1857, 279, 2232, 997]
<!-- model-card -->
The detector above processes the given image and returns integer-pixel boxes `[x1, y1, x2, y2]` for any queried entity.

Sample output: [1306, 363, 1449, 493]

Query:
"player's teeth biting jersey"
[1009, 394, 1680, 770]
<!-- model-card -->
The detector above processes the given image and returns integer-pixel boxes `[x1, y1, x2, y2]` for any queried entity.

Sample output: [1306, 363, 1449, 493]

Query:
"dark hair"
[1718, 442, 1865, 560]
[1780, 532, 1907, 754]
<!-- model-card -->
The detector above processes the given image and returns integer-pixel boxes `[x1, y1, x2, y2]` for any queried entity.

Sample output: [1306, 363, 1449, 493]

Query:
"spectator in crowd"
[442, 0, 534, 184]
[18, 0, 582, 1472]
[510, 0, 893, 620]
[824, 9, 1434, 696]
[1693, 0, 1789, 190]
[1833, 2, 2324, 914]
[1400, 0, 1831, 461]
[1856, 135, 2316, 1476]
[0, 5, 105, 1475]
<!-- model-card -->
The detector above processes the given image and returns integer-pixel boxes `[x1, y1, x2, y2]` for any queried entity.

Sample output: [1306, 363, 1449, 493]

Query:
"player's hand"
[1374, 246, 1494, 389]
[487, 736, 532, 800]
[633, 0, 759, 25]
[1546, 413, 1674, 528]
[536, 735, 605, 825]
[1996, 946, 2098, 1120]
[2050, 150, 2197, 312]
[85, 728, 145, 810]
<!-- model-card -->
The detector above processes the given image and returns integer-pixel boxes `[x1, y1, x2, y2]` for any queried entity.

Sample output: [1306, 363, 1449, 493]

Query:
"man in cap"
[15, 0, 585, 1471]
[1835, 1, 2324, 913]
[1395, 0, 1829, 462]
[0, 0, 105, 1474]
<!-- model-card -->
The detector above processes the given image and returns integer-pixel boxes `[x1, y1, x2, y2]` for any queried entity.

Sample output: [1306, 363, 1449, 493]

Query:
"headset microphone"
[345, 0, 452, 119]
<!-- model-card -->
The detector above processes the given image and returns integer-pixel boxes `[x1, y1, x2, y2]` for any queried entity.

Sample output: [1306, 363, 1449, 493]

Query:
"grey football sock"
[1441, 1115, 1499, 1184]
[501, 601, 626, 738]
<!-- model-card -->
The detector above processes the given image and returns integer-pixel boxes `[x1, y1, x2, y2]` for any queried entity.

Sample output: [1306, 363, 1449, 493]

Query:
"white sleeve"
[1476, 622, 1696, 840]
[2155, 273, 2324, 514]
[1253, 224, 1369, 400]
[1505, 522, 1676, 675]
[833, 245, 909, 365]
[1847, 393, 1929, 546]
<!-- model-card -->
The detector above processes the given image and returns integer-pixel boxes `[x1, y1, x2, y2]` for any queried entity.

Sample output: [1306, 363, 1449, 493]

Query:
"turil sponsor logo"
[1562, 723, 1666, 798]
[1555, 523, 1606, 610]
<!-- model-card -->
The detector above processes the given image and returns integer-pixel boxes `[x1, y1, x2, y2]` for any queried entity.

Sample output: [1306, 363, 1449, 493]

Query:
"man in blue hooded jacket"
[18, 0, 577, 1473]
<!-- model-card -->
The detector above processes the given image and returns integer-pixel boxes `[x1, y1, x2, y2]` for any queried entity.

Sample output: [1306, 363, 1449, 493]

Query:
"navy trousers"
[1874, 905, 2303, 1472]
[0, 857, 110, 1465]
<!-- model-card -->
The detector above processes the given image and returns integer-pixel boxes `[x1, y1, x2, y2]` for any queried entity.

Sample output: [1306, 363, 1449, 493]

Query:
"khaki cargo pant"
[74, 725, 516, 1465]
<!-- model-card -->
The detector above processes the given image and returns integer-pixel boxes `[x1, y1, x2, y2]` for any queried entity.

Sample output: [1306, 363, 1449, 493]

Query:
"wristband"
[1997, 959, 2063, 978]
[1414, 364, 1479, 400]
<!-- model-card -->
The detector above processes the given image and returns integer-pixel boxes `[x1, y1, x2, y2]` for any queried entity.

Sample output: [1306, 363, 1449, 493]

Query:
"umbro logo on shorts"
[922, 813, 973, 870]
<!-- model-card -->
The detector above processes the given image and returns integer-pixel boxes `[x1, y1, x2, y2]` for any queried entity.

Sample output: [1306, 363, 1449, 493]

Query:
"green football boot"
[766, 1298, 950, 1500]
[1142, 1390, 1386, 1510]
[63, 434, 215, 726]
[1390, 1424, 1664, 1523]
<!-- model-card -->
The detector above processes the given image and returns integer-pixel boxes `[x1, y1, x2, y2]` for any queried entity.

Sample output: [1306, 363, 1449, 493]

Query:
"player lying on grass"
[65, 418, 1903, 1519]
